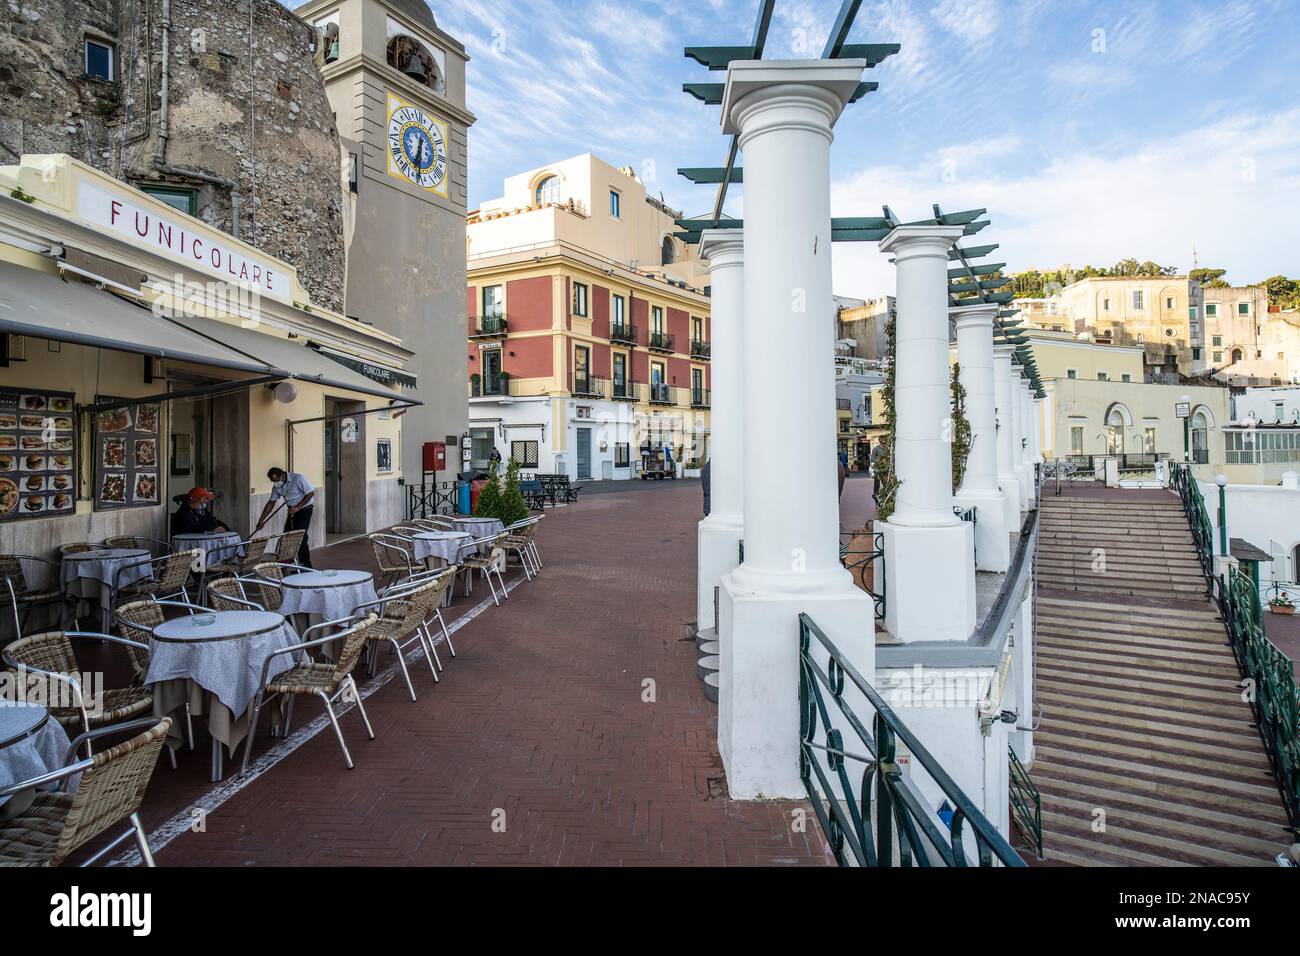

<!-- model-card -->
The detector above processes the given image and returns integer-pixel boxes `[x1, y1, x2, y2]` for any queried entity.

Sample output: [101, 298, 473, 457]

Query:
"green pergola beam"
[678, 167, 744, 184]
[949, 244, 999, 261]
[949, 277, 1009, 295]
[837, 43, 902, 65]
[947, 262, 1005, 279]
[685, 45, 758, 69]
[685, 80, 877, 104]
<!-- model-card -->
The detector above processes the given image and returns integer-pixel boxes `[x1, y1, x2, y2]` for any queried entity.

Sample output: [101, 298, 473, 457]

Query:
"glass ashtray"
[194, 613, 217, 627]
[322, 569, 339, 578]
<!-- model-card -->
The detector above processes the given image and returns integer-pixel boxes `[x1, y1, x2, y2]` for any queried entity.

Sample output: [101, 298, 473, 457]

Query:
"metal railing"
[470, 314, 509, 338]
[572, 375, 607, 399]
[648, 330, 675, 352]
[690, 338, 711, 359]
[955, 504, 978, 568]
[1170, 462, 1299, 829]
[691, 388, 710, 408]
[648, 383, 675, 405]
[470, 375, 520, 398]
[611, 378, 638, 401]
[610, 323, 638, 345]
[1008, 745, 1042, 858]
[840, 528, 885, 622]
[406, 481, 457, 519]
[798, 613, 1025, 867]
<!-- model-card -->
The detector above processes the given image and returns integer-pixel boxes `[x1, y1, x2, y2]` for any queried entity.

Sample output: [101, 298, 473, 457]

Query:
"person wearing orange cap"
[170, 487, 230, 536]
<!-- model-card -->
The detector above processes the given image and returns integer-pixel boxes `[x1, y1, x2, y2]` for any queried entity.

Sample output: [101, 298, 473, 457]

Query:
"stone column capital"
[722, 59, 866, 141]
[879, 224, 965, 260]
[699, 229, 745, 270]
[949, 302, 999, 333]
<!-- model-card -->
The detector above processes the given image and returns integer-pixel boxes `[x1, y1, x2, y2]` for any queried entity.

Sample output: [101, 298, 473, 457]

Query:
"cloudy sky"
[299, 0, 1300, 297]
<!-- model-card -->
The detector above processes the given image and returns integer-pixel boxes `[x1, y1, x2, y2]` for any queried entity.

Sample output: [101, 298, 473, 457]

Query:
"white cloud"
[930, 0, 1000, 46]
[830, 109, 1300, 297]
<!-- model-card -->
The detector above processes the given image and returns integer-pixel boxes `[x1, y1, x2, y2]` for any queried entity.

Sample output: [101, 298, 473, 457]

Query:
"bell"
[402, 55, 426, 81]
[326, 40, 339, 62]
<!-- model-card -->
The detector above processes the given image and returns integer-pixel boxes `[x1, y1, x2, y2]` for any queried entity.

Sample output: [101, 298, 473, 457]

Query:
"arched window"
[534, 176, 560, 206]
[1105, 409, 1126, 454]
[661, 236, 674, 265]
[1230, 348, 1244, 364]
[386, 35, 444, 92]
[1191, 409, 1210, 464]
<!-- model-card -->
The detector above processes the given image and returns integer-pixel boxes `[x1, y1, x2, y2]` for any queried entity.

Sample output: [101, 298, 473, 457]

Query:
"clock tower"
[297, 0, 476, 484]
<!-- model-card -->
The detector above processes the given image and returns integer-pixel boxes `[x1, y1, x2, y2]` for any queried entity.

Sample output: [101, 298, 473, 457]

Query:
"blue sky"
[298, 1, 1300, 297]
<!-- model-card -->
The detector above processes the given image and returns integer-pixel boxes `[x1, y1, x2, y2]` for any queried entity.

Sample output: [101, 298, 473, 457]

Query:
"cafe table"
[277, 569, 377, 658]
[61, 548, 152, 632]
[171, 531, 245, 570]
[0, 702, 76, 819]
[147, 610, 300, 781]
[448, 516, 505, 541]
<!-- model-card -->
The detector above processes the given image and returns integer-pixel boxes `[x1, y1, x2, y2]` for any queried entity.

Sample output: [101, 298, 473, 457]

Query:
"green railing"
[798, 613, 1025, 867]
[839, 529, 884, 622]
[1008, 745, 1042, 858]
[1170, 463, 1300, 830]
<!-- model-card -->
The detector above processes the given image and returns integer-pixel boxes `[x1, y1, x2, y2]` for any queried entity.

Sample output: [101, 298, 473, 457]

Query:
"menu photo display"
[0, 388, 77, 522]
[94, 398, 161, 511]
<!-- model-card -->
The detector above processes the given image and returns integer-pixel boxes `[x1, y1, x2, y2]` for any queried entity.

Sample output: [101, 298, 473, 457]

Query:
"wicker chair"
[240, 615, 378, 775]
[0, 553, 68, 636]
[206, 537, 269, 579]
[368, 533, 416, 589]
[397, 567, 458, 670]
[107, 600, 158, 683]
[103, 535, 172, 556]
[205, 577, 267, 612]
[0, 716, 171, 866]
[57, 543, 96, 556]
[352, 580, 446, 700]
[2, 631, 153, 735]
[459, 532, 511, 606]
[246, 562, 286, 612]
[412, 516, 455, 531]
[503, 518, 541, 580]
[272, 530, 305, 564]
[113, 550, 197, 607]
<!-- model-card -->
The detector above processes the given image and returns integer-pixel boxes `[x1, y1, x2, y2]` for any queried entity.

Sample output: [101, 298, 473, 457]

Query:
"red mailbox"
[423, 441, 446, 474]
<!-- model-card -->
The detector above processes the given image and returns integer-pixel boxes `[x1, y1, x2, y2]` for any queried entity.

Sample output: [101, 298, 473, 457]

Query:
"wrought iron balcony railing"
[469, 374, 517, 398]
[610, 323, 637, 346]
[611, 378, 638, 401]
[572, 375, 607, 399]
[690, 388, 710, 408]
[648, 331, 675, 353]
[648, 382, 675, 405]
[690, 339, 711, 359]
[798, 613, 1026, 867]
[470, 314, 509, 338]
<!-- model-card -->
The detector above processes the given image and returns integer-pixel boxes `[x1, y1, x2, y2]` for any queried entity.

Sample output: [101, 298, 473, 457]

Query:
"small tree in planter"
[498, 370, 511, 394]
[950, 362, 973, 493]
[474, 462, 503, 519]
[498, 457, 530, 525]
[470, 372, 481, 396]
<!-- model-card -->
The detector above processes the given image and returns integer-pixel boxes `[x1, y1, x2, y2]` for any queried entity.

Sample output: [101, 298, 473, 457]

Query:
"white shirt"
[270, 472, 314, 508]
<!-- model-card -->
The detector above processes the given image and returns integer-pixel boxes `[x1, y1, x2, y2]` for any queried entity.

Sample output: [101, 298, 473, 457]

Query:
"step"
[1036, 666, 1245, 708]
[1038, 595, 1218, 619]
[703, 670, 719, 703]
[1039, 715, 1268, 766]
[1036, 624, 1230, 655]
[1040, 810, 1271, 867]
[695, 626, 716, 649]
[1033, 686, 1257, 733]
[1031, 744, 1282, 803]
[697, 655, 719, 682]
[1035, 638, 1241, 677]
[1036, 616, 1227, 642]
[699, 640, 719, 655]
[1032, 775, 1293, 840]
[1034, 727, 1273, 781]
[1036, 694, 1263, 743]
[1040, 829, 1195, 867]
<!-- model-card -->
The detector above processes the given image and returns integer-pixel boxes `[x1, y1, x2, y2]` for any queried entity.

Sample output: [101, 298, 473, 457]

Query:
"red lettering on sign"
[110, 200, 122, 225]
[134, 212, 150, 238]
[192, 238, 204, 261]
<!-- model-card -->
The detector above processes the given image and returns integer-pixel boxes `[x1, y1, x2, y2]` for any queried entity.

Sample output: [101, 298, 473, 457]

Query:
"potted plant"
[1268, 592, 1295, 614]
[470, 372, 481, 397]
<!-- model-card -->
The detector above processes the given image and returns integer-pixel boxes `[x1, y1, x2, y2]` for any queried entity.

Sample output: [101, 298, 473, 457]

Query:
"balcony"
[470, 374, 518, 398]
[610, 323, 638, 346]
[572, 375, 607, 399]
[691, 388, 710, 409]
[690, 339, 711, 360]
[648, 331, 675, 354]
[470, 314, 509, 339]
[648, 383, 676, 406]
[611, 378, 638, 402]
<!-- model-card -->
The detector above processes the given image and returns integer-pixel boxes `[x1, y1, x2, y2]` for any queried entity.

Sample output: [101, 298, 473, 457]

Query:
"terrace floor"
[116, 480, 832, 866]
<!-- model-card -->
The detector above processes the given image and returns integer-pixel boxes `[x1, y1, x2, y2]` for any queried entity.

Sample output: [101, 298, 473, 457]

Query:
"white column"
[952, 304, 1010, 572]
[1017, 376, 1035, 507]
[696, 230, 745, 632]
[716, 59, 873, 800]
[1007, 361, 1028, 512]
[992, 345, 1022, 532]
[878, 224, 976, 641]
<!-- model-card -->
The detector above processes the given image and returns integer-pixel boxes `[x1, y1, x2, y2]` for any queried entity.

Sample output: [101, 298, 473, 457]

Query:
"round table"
[278, 570, 377, 656]
[147, 610, 301, 780]
[172, 531, 245, 569]
[450, 517, 505, 541]
[411, 531, 474, 566]
[0, 703, 75, 816]
[61, 548, 152, 631]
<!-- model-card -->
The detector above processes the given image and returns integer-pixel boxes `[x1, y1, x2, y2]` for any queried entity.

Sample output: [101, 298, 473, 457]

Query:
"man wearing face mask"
[258, 466, 315, 568]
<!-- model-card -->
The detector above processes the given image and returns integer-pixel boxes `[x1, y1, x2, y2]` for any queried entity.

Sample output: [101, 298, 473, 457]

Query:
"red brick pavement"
[132, 482, 831, 866]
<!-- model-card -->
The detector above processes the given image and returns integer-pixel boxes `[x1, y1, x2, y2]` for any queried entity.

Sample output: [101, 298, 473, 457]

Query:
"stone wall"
[0, 0, 346, 311]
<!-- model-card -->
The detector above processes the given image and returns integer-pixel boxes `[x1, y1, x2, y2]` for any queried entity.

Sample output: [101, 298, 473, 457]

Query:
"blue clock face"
[402, 126, 435, 171]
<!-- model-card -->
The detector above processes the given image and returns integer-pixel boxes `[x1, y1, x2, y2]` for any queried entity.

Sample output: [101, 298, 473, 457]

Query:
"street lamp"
[1176, 395, 1192, 462]
[1216, 474, 1229, 556]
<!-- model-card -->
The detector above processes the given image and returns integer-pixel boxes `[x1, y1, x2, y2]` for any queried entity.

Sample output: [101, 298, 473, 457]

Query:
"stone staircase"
[1031, 491, 1295, 866]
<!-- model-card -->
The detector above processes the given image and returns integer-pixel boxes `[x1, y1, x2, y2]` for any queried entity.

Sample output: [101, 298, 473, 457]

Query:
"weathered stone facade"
[0, 0, 346, 311]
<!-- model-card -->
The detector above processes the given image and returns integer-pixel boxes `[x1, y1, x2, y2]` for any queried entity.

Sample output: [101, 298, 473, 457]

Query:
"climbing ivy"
[874, 309, 900, 521]
[950, 362, 973, 494]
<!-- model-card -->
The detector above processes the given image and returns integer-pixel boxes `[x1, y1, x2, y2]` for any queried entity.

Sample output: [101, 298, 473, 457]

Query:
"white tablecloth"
[411, 531, 474, 565]
[61, 548, 152, 592]
[279, 570, 377, 622]
[0, 703, 75, 811]
[450, 517, 505, 541]
[172, 532, 245, 568]
[146, 611, 300, 717]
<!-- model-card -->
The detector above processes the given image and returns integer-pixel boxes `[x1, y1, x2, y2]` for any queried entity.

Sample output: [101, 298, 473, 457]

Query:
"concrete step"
[1034, 636, 1241, 676]
[699, 640, 719, 655]
[695, 626, 716, 649]
[1040, 809, 1273, 867]
[1036, 623, 1230, 653]
[703, 671, 719, 703]
[1034, 689, 1259, 739]
[697, 655, 719, 682]
[1032, 744, 1282, 803]
[1039, 715, 1267, 765]
[1034, 726, 1273, 779]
